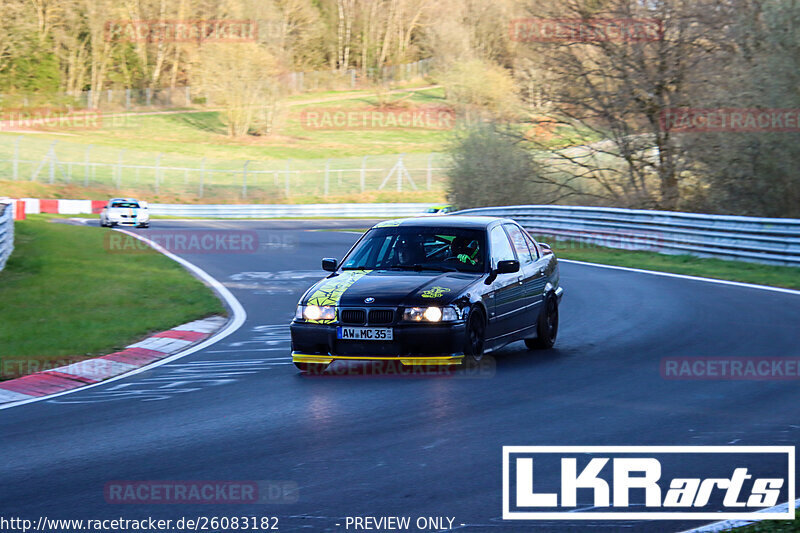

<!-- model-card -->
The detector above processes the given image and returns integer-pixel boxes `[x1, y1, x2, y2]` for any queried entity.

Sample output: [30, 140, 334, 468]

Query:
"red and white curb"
[0, 316, 227, 404]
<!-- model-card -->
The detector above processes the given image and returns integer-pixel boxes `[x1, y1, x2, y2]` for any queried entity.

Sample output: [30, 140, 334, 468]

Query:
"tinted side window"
[523, 231, 540, 259]
[504, 224, 534, 265]
[489, 226, 516, 267]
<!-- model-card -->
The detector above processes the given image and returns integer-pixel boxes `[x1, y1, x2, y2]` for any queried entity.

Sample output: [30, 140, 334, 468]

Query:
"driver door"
[485, 225, 523, 344]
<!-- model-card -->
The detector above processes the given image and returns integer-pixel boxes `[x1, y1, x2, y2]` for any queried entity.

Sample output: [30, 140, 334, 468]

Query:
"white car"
[100, 198, 150, 228]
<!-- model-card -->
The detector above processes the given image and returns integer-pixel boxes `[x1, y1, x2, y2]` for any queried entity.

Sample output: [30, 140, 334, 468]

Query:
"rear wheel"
[525, 293, 559, 350]
[294, 362, 329, 374]
[462, 307, 486, 366]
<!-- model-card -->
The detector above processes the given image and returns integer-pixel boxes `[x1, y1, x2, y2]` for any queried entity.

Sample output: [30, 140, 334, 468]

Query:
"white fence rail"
[149, 203, 434, 218]
[456, 205, 800, 266]
[0, 139, 449, 200]
[0, 201, 14, 273]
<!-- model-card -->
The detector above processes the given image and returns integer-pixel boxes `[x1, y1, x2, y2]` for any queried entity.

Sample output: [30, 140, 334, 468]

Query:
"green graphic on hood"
[306, 270, 372, 323]
[421, 286, 452, 299]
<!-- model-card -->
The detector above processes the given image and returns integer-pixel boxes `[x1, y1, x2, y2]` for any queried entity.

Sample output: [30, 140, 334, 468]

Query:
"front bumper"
[290, 321, 467, 366]
[109, 219, 148, 227]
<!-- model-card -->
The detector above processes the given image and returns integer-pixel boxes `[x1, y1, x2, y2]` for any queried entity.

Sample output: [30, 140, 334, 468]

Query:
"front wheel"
[525, 293, 559, 350]
[294, 362, 329, 374]
[462, 307, 486, 366]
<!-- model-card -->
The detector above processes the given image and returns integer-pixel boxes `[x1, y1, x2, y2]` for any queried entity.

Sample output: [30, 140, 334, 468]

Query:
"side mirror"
[139, 201, 148, 209]
[540, 243, 553, 256]
[496, 259, 520, 274]
[322, 258, 338, 272]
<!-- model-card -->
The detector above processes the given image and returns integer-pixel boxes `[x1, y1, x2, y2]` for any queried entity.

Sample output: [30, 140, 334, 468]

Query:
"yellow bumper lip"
[292, 353, 464, 366]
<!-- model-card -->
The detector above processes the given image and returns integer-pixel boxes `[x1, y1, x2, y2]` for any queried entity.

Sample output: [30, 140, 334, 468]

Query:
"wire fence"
[0, 58, 435, 112]
[0, 136, 450, 201]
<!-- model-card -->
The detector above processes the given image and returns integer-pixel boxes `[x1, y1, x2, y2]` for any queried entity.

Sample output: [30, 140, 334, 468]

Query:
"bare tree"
[516, 0, 731, 210]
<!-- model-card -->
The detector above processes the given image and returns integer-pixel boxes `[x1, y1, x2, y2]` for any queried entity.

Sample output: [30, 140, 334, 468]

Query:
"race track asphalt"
[1, 219, 798, 533]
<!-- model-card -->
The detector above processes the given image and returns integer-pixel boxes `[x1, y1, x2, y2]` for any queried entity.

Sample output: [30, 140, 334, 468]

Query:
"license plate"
[337, 327, 393, 341]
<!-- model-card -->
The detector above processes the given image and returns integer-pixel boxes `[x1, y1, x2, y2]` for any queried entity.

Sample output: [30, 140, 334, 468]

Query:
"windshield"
[341, 227, 486, 273]
[111, 201, 139, 209]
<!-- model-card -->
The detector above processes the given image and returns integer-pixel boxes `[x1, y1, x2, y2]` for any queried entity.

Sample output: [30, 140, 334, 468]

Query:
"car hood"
[303, 270, 481, 307]
[107, 207, 145, 214]
[107, 207, 148, 218]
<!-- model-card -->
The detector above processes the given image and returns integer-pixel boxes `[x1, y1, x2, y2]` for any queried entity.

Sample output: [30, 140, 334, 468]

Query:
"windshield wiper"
[341, 265, 371, 270]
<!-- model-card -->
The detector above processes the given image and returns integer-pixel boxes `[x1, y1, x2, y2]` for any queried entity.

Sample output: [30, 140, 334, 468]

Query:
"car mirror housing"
[540, 243, 554, 256]
[496, 259, 520, 274]
[321, 258, 338, 272]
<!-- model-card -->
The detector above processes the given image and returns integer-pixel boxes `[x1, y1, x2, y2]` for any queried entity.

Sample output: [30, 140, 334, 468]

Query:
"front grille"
[368, 309, 394, 325]
[340, 309, 366, 324]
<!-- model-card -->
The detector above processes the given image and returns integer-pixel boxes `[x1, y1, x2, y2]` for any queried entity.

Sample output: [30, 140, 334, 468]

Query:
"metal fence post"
[242, 160, 250, 199]
[285, 159, 291, 198]
[427, 154, 433, 190]
[155, 153, 162, 194]
[12, 136, 20, 180]
[84, 145, 92, 186]
[397, 154, 403, 191]
[116, 150, 124, 189]
[146, 88, 152, 107]
[360, 156, 367, 193]
[125, 89, 131, 110]
[324, 159, 330, 197]
[48, 141, 58, 184]
[185, 86, 191, 106]
[199, 157, 205, 198]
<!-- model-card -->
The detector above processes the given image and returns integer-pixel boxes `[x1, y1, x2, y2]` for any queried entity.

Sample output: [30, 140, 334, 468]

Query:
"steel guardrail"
[148, 203, 435, 218]
[455, 205, 800, 266]
[0, 201, 14, 273]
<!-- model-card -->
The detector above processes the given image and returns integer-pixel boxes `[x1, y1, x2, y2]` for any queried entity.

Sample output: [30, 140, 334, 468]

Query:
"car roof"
[372, 215, 511, 230]
[109, 198, 139, 203]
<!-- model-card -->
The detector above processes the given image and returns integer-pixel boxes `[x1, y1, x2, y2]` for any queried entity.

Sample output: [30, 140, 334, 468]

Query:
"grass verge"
[0, 216, 225, 379]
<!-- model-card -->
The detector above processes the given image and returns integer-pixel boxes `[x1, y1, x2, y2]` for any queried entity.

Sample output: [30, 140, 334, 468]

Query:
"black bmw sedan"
[290, 216, 564, 373]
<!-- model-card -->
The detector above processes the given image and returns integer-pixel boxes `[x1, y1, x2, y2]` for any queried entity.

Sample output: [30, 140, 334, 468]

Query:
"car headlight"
[296, 305, 336, 322]
[403, 306, 459, 323]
